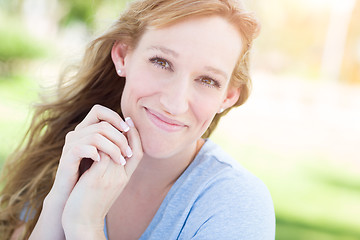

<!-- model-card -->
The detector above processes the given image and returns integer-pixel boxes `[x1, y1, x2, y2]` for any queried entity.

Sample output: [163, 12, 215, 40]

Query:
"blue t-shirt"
[104, 139, 275, 239]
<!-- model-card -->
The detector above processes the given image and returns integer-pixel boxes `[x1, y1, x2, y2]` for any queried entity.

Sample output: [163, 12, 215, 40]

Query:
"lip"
[145, 107, 187, 132]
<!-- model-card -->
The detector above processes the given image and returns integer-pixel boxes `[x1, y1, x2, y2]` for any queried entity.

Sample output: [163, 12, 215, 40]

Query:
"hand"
[53, 105, 135, 199]
[30, 104, 142, 239]
[62, 116, 143, 238]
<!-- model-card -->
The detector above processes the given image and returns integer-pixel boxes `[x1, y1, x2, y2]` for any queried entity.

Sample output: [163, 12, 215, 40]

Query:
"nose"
[159, 75, 190, 115]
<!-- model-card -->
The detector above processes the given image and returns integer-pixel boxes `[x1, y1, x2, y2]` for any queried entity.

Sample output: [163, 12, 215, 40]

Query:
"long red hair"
[0, 0, 259, 238]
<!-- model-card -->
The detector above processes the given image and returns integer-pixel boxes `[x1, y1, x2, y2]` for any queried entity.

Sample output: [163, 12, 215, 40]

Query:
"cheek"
[121, 71, 159, 111]
[126, 61, 162, 93]
[121, 80, 146, 110]
[192, 96, 220, 131]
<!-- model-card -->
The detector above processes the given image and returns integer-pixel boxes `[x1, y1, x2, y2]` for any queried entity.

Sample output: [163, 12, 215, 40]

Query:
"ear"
[219, 85, 241, 112]
[111, 41, 129, 76]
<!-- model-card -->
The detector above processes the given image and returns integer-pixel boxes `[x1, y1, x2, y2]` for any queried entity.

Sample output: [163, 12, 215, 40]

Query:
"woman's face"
[116, 16, 243, 159]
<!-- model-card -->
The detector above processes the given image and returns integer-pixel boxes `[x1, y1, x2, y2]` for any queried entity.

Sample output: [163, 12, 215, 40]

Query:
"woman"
[0, 0, 275, 239]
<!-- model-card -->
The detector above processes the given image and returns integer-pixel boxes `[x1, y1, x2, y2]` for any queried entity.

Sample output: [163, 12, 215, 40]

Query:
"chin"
[138, 128, 196, 160]
[141, 136, 178, 159]
[134, 113, 207, 160]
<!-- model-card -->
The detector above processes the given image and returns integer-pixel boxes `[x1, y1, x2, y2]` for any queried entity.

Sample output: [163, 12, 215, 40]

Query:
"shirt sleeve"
[19, 202, 35, 222]
[182, 172, 275, 240]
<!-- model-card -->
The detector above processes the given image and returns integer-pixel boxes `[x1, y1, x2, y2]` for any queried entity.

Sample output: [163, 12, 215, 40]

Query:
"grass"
[276, 215, 360, 240]
[1, 74, 360, 240]
[212, 126, 360, 239]
[0, 74, 39, 166]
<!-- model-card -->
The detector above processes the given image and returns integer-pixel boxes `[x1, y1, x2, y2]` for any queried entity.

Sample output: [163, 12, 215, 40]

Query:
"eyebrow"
[204, 66, 228, 80]
[148, 45, 228, 80]
[147, 45, 179, 58]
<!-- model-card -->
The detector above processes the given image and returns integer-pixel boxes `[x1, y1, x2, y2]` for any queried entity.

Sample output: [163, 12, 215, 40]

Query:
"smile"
[145, 107, 187, 132]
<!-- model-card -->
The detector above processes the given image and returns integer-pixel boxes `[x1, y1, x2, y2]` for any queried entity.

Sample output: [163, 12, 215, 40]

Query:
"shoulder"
[182, 139, 275, 239]
[191, 139, 273, 200]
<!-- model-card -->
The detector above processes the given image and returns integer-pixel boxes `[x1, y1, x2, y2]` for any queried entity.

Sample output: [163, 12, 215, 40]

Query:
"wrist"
[42, 192, 66, 215]
[29, 192, 66, 240]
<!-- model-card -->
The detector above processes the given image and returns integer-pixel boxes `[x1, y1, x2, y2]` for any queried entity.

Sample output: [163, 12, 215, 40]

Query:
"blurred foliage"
[276, 214, 360, 240]
[0, 14, 48, 76]
[213, 132, 360, 240]
[0, 74, 38, 171]
[60, 0, 129, 29]
[1, 0, 360, 240]
[0, 0, 19, 13]
[0, 21, 46, 61]
[60, 0, 102, 28]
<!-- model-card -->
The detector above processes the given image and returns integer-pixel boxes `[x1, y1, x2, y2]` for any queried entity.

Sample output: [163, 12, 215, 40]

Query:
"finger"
[81, 133, 125, 165]
[75, 104, 130, 133]
[89, 151, 125, 187]
[124, 117, 143, 175]
[103, 154, 126, 185]
[62, 144, 100, 166]
[77, 121, 133, 159]
[81, 152, 127, 207]
[80, 151, 111, 181]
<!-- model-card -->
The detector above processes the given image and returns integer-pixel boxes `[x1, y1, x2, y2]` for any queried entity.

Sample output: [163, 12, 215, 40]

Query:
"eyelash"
[148, 56, 221, 89]
[149, 56, 173, 71]
[197, 76, 222, 89]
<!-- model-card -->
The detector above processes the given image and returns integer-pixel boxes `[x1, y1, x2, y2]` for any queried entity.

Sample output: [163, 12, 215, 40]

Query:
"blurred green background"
[1, 0, 360, 239]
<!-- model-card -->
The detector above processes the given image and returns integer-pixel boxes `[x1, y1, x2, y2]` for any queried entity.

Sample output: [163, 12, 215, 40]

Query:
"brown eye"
[150, 57, 171, 69]
[198, 76, 221, 89]
[201, 78, 215, 86]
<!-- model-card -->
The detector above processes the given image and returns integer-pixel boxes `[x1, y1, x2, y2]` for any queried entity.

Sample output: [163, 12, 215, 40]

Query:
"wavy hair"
[0, 0, 259, 238]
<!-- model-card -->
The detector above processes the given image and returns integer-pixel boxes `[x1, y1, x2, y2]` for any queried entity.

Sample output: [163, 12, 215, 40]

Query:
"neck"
[127, 138, 205, 195]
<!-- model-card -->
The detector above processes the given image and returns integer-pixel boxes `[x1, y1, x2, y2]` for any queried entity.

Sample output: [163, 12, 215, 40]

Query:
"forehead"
[133, 16, 243, 71]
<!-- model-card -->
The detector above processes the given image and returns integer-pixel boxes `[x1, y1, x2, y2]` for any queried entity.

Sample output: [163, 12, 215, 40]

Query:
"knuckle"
[91, 104, 104, 114]
[101, 152, 111, 161]
[70, 145, 82, 157]
[119, 133, 128, 144]
[74, 124, 82, 131]
[92, 104, 102, 111]
[91, 133, 103, 145]
[91, 147, 99, 159]
[98, 121, 110, 132]
[89, 104, 100, 116]
[111, 146, 122, 159]
[65, 131, 74, 141]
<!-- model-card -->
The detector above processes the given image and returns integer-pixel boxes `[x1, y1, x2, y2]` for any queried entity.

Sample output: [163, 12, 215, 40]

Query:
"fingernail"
[126, 146, 133, 158]
[120, 121, 130, 132]
[125, 117, 134, 128]
[119, 155, 127, 166]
